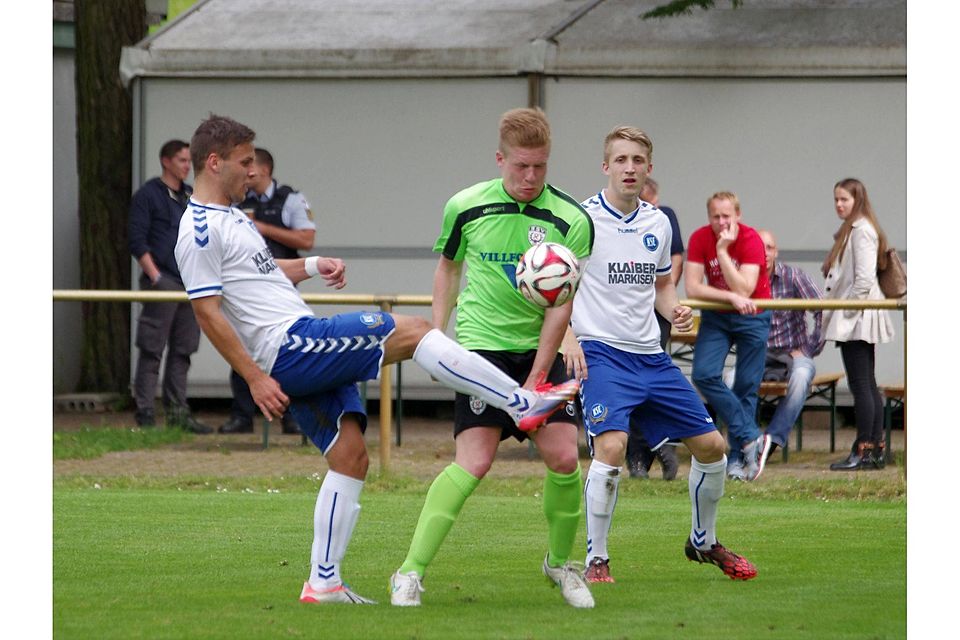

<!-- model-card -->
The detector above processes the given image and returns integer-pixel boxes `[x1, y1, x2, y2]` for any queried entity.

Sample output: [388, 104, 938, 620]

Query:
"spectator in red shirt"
[685, 191, 772, 481]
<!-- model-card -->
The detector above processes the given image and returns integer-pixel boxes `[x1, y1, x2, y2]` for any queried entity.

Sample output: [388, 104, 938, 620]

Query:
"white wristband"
[304, 256, 320, 277]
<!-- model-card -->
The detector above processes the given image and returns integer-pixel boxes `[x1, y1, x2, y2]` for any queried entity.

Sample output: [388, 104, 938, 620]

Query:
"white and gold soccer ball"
[515, 242, 581, 307]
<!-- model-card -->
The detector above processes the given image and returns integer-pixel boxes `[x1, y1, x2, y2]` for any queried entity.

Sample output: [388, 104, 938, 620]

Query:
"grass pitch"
[53, 478, 905, 639]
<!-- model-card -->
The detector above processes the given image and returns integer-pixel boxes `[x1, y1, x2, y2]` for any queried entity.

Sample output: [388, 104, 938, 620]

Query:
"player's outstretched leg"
[408, 328, 579, 431]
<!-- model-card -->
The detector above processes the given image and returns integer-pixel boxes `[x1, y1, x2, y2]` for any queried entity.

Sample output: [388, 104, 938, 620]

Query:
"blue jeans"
[691, 310, 771, 451]
[765, 354, 816, 448]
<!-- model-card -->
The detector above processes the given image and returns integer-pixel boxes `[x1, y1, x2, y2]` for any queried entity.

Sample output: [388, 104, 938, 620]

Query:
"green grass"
[53, 483, 906, 640]
[53, 426, 192, 460]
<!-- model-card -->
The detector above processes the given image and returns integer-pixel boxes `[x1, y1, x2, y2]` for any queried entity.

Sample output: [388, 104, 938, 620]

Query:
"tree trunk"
[74, 0, 146, 392]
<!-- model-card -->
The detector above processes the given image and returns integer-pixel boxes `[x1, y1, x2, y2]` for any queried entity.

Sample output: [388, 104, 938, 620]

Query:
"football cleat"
[516, 376, 580, 432]
[542, 554, 595, 608]
[684, 538, 757, 581]
[584, 556, 615, 583]
[299, 581, 377, 604]
[389, 570, 424, 607]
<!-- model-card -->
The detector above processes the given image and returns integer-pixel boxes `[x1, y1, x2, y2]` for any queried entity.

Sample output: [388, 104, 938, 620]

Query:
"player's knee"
[547, 449, 580, 474]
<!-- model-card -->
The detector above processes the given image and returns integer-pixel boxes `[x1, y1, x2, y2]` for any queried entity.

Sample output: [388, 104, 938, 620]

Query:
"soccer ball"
[515, 242, 581, 307]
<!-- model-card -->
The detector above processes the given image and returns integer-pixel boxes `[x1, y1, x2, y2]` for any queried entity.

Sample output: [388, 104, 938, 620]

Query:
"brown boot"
[829, 441, 873, 471]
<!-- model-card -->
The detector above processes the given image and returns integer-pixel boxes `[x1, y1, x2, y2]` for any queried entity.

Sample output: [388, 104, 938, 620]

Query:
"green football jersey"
[433, 178, 594, 351]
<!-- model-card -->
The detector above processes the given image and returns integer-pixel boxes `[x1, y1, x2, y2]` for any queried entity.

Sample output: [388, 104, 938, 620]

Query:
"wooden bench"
[756, 372, 845, 459]
[881, 384, 905, 463]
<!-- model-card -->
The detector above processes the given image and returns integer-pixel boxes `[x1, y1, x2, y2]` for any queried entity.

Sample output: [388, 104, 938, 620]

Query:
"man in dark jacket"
[128, 139, 211, 433]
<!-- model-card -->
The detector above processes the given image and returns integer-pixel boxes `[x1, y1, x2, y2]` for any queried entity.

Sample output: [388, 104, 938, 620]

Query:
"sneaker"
[389, 570, 424, 607]
[726, 460, 746, 481]
[542, 554, 595, 608]
[299, 581, 377, 604]
[657, 445, 679, 481]
[584, 557, 615, 583]
[516, 377, 580, 433]
[755, 434, 775, 478]
[684, 538, 757, 581]
[741, 435, 764, 481]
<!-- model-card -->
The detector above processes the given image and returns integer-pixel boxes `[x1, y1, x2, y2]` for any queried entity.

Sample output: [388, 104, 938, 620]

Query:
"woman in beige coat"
[821, 178, 894, 471]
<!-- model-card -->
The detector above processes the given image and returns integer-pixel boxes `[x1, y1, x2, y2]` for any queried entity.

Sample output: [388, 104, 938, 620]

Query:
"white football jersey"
[571, 190, 673, 354]
[174, 200, 313, 372]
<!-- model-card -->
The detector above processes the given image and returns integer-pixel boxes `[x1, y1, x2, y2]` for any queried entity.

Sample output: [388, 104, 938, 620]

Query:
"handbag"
[877, 248, 906, 298]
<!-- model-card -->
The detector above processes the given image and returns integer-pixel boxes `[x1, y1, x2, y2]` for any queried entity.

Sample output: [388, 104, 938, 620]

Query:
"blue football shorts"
[269, 312, 396, 454]
[579, 341, 716, 451]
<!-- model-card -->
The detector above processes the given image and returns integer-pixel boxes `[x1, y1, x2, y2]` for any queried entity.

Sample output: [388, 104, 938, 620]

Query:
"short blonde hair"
[498, 107, 551, 153]
[707, 191, 740, 213]
[603, 126, 653, 162]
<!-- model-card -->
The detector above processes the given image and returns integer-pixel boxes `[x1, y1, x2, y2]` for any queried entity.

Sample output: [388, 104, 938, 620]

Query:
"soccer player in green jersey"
[390, 108, 596, 608]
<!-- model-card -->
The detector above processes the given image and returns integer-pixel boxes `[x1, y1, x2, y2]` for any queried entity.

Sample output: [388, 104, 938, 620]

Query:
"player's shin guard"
[310, 471, 364, 590]
[413, 329, 533, 410]
[543, 466, 583, 567]
[689, 455, 726, 550]
[399, 463, 480, 577]
[584, 460, 620, 563]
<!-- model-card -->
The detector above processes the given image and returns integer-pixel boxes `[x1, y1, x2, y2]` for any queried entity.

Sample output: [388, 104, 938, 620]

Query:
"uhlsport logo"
[589, 403, 608, 423]
[643, 233, 659, 252]
[564, 401, 576, 417]
[359, 312, 385, 328]
[528, 225, 547, 245]
[469, 396, 487, 415]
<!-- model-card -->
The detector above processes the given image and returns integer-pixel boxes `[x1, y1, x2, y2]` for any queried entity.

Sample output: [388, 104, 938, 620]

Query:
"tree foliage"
[74, 0, 146, 392]
[643, 0, 743, 20]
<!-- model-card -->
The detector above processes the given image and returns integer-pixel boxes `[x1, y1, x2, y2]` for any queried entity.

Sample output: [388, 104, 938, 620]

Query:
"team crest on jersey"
[528, 225, 547, 245]
[469, 396, 487, 415]
[359, 312, 385, 328]
[589, 403, 608, 423]
[643, 233, 659, 252]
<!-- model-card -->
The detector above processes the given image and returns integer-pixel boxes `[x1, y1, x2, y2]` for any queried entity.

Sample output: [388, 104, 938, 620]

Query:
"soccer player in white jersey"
[174, 114, 579, 604]
[565, 126, 757, 583]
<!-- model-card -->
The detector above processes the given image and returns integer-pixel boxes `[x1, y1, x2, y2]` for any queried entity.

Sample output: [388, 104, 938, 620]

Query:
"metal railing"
[54, 290, 906, 471]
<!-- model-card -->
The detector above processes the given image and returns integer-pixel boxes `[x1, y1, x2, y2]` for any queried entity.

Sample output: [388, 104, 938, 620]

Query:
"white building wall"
[129, 74, 906, 399]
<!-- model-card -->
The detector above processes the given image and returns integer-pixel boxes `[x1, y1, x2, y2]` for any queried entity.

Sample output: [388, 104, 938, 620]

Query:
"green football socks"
[543, 466, 583, 567]
[399, 463, 480, 577]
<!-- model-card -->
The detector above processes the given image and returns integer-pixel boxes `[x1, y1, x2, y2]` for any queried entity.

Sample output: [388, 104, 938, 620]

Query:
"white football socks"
[309, 471, 363, 590]
[413, 329, 534, 412]
[584, 459, 621, 563]
[689, 455, 726, 550]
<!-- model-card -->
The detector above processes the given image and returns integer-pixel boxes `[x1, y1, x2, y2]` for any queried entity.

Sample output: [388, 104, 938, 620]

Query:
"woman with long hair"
[821, 178, 895, 470]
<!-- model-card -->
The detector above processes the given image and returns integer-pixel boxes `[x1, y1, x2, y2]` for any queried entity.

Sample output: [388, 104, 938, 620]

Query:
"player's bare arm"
[654, 274, 694, 332]
[278, 256, 346, 288]
[190, 295, 289, 420]
[524, 301, 573, 388]
[254, 222, 316, 250]
[560, 326, 587, 381]
[431, 256, 462, 331]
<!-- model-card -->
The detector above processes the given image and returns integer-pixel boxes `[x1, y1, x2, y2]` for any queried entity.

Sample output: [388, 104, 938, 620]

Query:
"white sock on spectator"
[689, 455, 726, 550]
[584, 459, 621, 563]
[309, 471, 363, 590]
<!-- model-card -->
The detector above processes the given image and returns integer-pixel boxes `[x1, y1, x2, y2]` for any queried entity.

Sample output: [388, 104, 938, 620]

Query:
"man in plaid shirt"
[755, 229, 824, 464]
